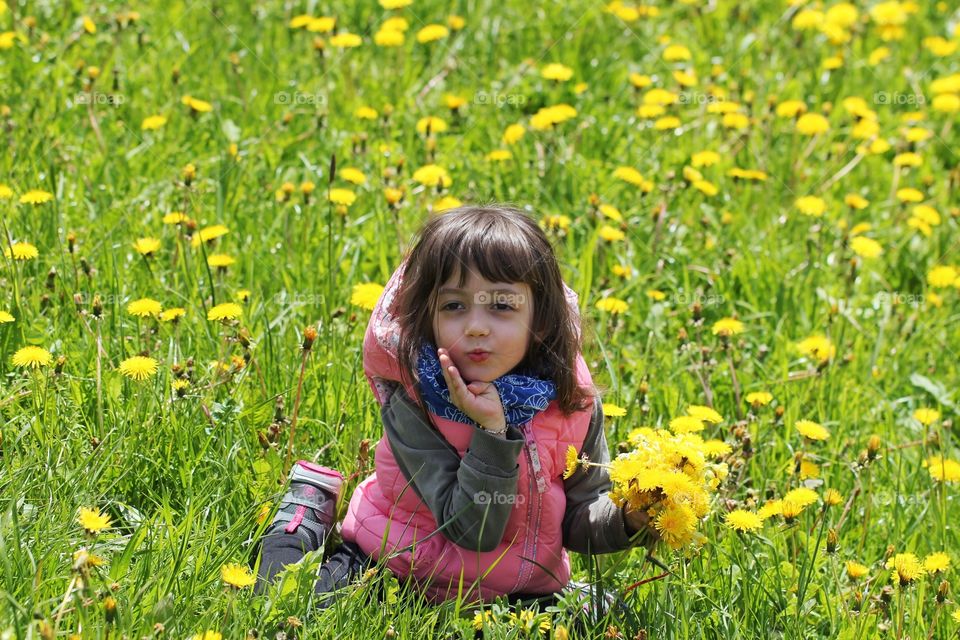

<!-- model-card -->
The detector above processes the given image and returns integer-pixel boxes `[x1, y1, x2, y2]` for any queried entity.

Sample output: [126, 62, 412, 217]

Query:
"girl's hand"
[624, 506, 660, 551]
[437, 348, 507, 431]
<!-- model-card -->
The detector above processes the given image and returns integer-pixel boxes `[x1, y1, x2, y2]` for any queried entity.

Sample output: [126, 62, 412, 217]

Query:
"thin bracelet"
[482, 424, 508, 436]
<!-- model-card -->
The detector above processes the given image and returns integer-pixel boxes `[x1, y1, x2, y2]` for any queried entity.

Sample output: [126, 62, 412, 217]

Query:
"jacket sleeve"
[561, 400, 651, 554]
[381, 387, 525, 552]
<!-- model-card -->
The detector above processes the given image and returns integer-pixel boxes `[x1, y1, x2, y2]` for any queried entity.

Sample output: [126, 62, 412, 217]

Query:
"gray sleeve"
[561, 401, 648, 554]
[381, 388, 525, 552]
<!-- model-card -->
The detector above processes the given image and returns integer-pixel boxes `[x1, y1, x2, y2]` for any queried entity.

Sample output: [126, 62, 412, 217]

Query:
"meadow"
[1, 0, 959, 637]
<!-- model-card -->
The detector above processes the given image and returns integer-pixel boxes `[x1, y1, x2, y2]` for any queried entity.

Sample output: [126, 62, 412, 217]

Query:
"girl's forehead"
[439, 267, 529, 292]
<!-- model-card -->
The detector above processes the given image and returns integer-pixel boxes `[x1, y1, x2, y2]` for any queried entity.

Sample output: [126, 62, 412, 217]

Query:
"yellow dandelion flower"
[563, 445, 581, 479]
[355, 106, 378, 120]
[783, 487, 819, 508]
[207, 303, 242, 322]
[191, 224, 229, 247]
[485, 149, 513, 162]
[896, 188, 924, 203]
[339, 167, 367, 185]
[795, 195, 827, 217]
[0, 310, 14, 324]
[4, 241, 39, 260]
[133, 237, 161, 256]
[925, 456, 960, 483]
[688, 405, 722, 424]
[795, 419, 829, 441]
[669, 416, 705, 433]
[181, 95, 213, 113]
[328, 188, 357, 206]
[159, 308, 186, 323]
[541, 63, 574, 81]
[913, 408, 940, 425]
[127, 298, 162, 318]
[190, 632, 222, 640]
[613, 166, 646, 186]
[757, 500, 782, 520]
[19, 189, 54, 205]
[77, 506, 111, 534]
[12, 346, 53, 368]
[118, 356, 159, 381]
[846, 561, 869, 580]
[923, 552, 950, 573]
[850, 236, 882, 259]
[927, 266, 958, 288]
[724, 510, 763, 532]
[207, 254, 235, 268]
[329, 32, 362, 48]
[824, 489, 844, 506]
[598, 225, 625, 242]
[163, 211, 188, 225]
[416, 116, 448, 135]
[645, 289, 666, 301]
[595, 297, 629, 314]
[416, 24, 449, 43]
[433, 196, 462, 212]
[796, 113, 830, 135]
[654, 502, 697, 549]
[0, 184, 13, 199]
[221, 563, 256, 589]
[711, 317, 744, 337]
[886, 553, 925, 586]
[796, 335, 835, 364]
[502, 123, 525, 145]
[776, 100, 807, 118]
[141, 115, 167, 131]
[412, 164, 452, 188]
[602, 403, 627, 418]
[745, 391, 773, 407]
[598, 204, 622, 221]
[350, 283, 385, 310]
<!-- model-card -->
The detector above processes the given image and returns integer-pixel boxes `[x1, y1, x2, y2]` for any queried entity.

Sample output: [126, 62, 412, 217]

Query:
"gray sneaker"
[254, 461, 344, 591]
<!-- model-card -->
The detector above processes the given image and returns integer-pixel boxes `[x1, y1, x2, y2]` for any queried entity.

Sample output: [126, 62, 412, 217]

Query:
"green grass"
[1, 0, 959, 637]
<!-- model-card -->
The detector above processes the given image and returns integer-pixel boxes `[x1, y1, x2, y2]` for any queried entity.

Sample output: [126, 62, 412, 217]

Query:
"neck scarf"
[415, 341, 557, 427]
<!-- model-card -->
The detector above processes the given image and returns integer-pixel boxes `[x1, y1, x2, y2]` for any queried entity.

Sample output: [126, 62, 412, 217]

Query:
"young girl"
[254, 204, 657, 610]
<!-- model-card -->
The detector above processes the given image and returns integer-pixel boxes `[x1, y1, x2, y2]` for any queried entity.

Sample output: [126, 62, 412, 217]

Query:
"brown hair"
[393, 204, 595, 416]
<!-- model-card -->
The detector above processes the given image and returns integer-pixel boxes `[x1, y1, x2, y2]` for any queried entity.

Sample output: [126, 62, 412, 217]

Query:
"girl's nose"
[465, 310, 489, 336]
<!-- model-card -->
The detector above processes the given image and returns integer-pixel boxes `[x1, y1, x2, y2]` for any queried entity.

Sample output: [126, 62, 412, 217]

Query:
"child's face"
[432, 267, 534, 383]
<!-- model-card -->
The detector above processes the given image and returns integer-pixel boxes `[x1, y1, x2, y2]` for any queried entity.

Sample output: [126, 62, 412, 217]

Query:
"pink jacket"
[340, 262, 595, 602]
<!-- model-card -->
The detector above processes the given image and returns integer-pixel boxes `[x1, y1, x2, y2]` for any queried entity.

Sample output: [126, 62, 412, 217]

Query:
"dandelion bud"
[880, 585, 894, 604]
[103, 596, 117, 623]
[92, 294, 103, 318]
[826, 528, 838, 554]
[638, 380, 649, 396]
[67, 232, 77, 253]
[867, 434, 882, 457]
[677, 327, 688, 343]
[851, 590, 863, 612]
[385, 626, 396, 638]
[588, 193, 601, 207]
[171, 66, 180, 84]
[46, 267, 57, 290]
[302, 325, 318, 351]
[37, 620, 53, 640]
[40, 294, 51, 311]
[774, 406, 785, 420]
[80, 257, 92, 277]
[55, 356, 66, 375]
[936, 580, 949, 604]
[691, 301, 702, 320]
[182, 163, 196, 185]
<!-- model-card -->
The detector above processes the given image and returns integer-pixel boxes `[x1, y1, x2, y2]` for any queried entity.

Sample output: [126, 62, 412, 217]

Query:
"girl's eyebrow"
[438, 286, 522, 295]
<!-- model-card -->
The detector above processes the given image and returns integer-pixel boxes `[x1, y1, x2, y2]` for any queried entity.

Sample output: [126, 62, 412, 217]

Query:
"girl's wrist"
[480, 421, 508, 436]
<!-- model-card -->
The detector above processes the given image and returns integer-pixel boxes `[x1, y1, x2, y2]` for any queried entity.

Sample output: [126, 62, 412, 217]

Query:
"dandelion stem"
[282, 345, 311, 481]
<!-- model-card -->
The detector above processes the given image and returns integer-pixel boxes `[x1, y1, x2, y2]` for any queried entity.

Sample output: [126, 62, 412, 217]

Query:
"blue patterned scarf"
[415, 341, 557, 427]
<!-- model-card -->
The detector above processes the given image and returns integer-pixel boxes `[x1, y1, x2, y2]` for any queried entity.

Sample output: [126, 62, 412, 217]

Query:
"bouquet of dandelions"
[565, 405, 732, 550]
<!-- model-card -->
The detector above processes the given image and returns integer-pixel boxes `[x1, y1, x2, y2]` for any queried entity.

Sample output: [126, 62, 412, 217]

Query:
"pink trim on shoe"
[285, 505, 307, 533]
[296, 460, 345, 481]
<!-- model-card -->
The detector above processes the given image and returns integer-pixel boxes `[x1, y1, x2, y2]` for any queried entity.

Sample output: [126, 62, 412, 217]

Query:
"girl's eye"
[492, 302, 516, 311]
[440, 301, 464, 311]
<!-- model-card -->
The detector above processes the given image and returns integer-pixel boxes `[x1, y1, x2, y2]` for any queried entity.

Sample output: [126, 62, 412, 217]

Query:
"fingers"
[438, 349, 466, 401]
